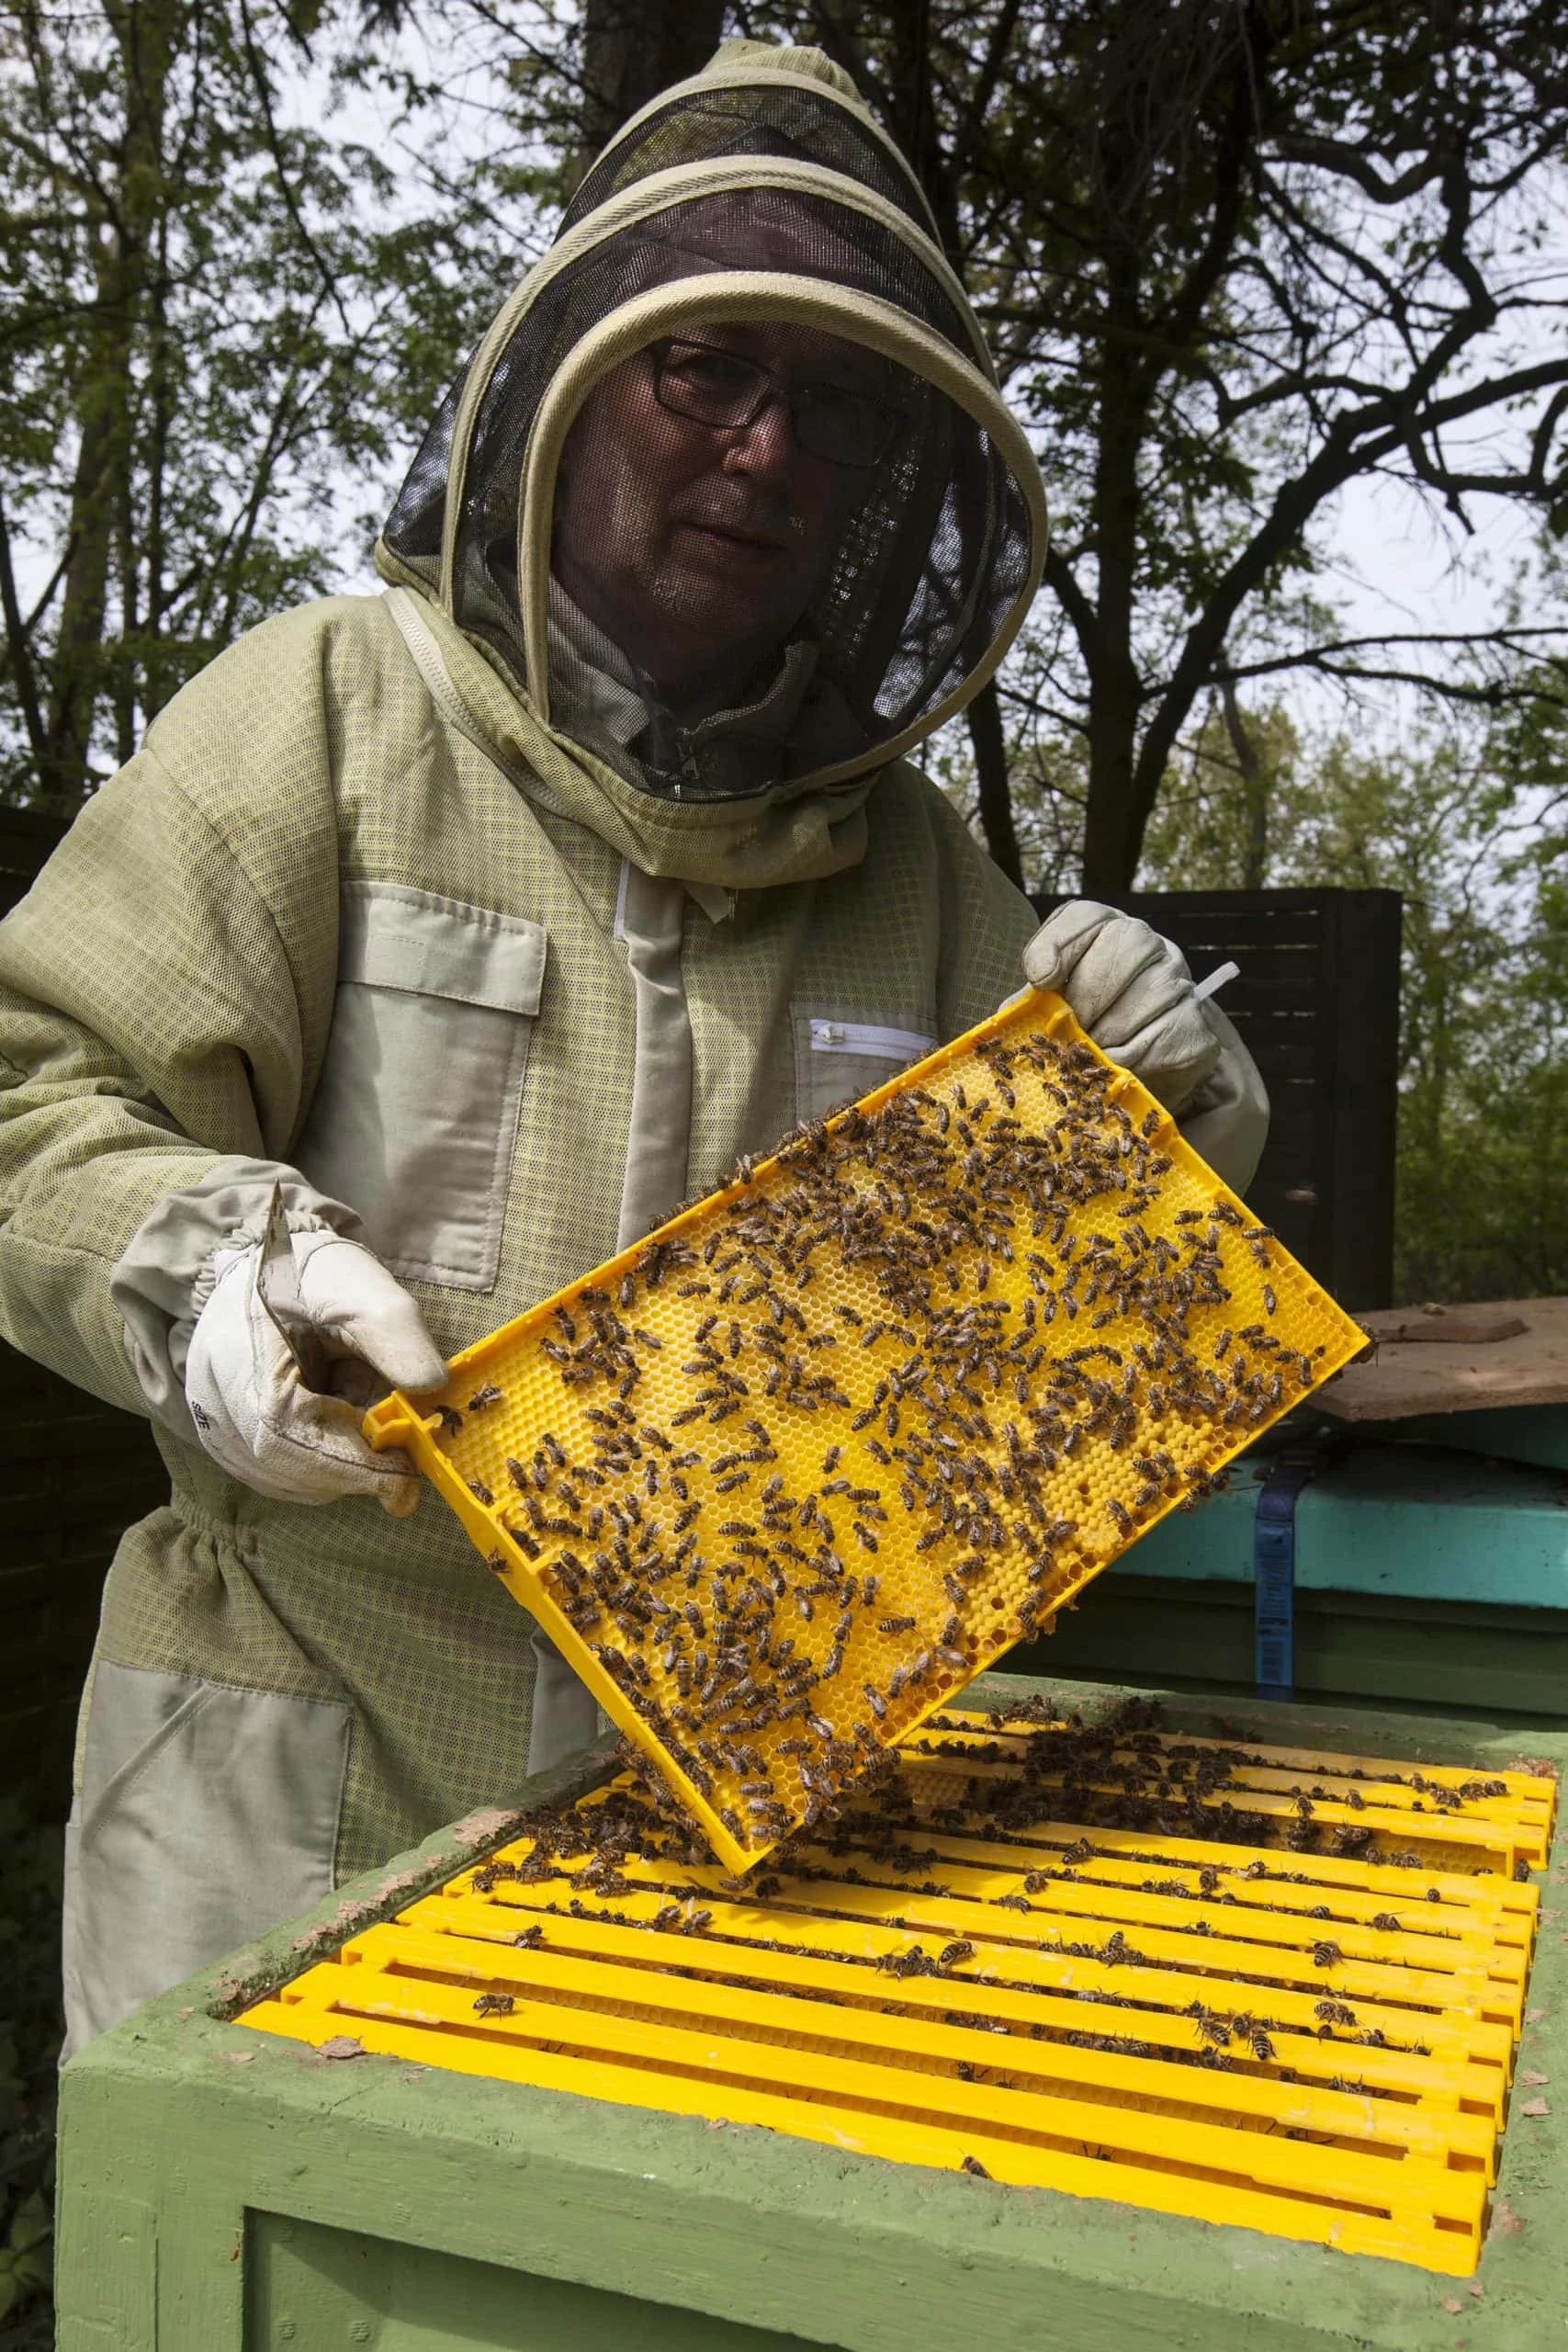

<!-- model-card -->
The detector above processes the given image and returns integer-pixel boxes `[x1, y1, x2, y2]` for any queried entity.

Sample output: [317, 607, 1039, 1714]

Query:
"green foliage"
[1142, 694, 1568, 1304]
[0, 1798, 62, 2347]
[0, 0, 539, 808]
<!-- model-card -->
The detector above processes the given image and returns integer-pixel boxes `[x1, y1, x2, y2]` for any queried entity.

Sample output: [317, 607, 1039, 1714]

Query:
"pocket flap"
[341, 882, 546, 1014]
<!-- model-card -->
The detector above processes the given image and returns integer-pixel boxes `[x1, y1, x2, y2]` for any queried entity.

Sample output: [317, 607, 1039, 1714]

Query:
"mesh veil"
[381, 51, 1043, 799]
[563, 72, 938, 242]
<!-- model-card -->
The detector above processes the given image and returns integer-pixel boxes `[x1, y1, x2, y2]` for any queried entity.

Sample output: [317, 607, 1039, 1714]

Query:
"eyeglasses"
[649, 338, 902, 469]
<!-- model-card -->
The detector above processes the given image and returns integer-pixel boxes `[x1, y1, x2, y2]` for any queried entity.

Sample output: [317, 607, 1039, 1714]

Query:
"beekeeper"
[0, 39, 1266, 2052]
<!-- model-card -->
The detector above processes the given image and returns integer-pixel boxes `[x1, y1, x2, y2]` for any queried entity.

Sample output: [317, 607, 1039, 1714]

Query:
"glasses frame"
[648, 335, 904, 470]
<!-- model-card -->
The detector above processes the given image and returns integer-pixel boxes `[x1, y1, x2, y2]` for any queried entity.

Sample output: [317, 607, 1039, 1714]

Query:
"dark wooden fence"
[0, 811, 167, 1815]
[1032, 888, 1404, 1310]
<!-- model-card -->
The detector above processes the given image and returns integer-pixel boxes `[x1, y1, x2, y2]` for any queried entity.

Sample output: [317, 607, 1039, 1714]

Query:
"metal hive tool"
[367, 990, 1367, 1871]
[242, 1702, 1553, 2277]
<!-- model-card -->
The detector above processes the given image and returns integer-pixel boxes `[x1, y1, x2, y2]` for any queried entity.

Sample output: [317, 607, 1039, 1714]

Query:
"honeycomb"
[367, 989, 1367, 1872]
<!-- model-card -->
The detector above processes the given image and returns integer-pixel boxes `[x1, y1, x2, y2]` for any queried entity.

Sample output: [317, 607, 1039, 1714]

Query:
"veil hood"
[377, 39, 1046, 845]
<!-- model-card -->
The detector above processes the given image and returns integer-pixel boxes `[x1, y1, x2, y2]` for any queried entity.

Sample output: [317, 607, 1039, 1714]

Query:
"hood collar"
[389, 582, 878, 890]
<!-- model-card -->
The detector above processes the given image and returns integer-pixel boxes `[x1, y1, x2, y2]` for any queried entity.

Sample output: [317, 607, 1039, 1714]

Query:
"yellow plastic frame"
[367, 989, 1367, 1872]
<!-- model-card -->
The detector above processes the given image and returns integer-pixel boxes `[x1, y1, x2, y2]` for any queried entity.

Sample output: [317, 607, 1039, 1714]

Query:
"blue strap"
[1253, 1448, 1324, 1700]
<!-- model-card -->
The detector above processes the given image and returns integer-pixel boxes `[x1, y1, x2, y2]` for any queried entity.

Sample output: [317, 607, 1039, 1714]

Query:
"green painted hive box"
[56, 1673, 1568, 2351]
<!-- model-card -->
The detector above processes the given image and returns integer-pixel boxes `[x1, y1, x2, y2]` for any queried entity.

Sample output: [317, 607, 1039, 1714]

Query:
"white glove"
[1021, 900, 1269, 1192]
[184, 1227, 446, 1515]
[1023, 900, 1219, 1112]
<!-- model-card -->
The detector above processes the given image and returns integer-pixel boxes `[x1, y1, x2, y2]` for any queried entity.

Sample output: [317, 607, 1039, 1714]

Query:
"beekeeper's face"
[553, 321, 896, 713]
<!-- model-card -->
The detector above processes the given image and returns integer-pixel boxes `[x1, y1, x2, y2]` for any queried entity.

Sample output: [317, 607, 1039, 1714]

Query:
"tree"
[1141, 692, 1568, 1301]
[573, 0, 727, 175]
[734, 0, 1568, 889]
[1138, 691, 1302, 893]
[17, 0, 1568, 888]
[0, 0, 507, 808]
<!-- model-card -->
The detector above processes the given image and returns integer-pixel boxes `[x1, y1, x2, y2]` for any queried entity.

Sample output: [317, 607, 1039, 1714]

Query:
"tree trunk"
[1221, 677, 1269, 888]
[573, 0, 728, 176]
[41, 0, 175, 805]
[42, 220, 127, 806]
[140, 198, 175, 727]
[965, 677, 1024, 889]
[1081, 675, 1144, 891]
[1080, 357, 1146, 893]
[0, 496, 47, 763]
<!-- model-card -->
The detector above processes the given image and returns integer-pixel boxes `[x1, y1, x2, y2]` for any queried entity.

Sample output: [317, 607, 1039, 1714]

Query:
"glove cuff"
[190, 1203, 344, 1323]
[112, 1158, 366, 1440]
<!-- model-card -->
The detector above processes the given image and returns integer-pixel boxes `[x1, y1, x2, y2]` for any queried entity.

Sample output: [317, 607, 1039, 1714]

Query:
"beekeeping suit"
[0, 40, 1264, 2052]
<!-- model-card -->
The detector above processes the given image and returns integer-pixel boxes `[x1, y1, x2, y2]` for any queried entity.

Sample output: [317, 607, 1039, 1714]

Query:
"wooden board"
[1318, 1296, 1568, 1421]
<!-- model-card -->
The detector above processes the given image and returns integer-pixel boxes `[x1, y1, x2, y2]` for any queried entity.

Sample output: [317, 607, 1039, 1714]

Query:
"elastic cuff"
[111, 1157, 365, 1436]
[187, 1199, 341, 1325]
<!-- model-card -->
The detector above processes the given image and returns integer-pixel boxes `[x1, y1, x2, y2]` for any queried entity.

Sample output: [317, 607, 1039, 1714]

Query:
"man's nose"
[720, 391, 796, 484]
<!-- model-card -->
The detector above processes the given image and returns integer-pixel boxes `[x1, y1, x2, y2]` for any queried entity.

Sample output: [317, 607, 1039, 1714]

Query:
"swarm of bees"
[426, 1012, 1359, 1862]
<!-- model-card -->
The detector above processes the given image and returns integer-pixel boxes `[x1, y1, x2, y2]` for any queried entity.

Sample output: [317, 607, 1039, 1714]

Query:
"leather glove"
[1021, 900, 1269, 1193]
[183, 1227, 446, 1514]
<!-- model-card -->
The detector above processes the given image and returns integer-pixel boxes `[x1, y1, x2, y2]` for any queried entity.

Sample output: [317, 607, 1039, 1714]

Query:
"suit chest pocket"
[292, 882, 546, 1293]
[793, 1007, 937, 1125]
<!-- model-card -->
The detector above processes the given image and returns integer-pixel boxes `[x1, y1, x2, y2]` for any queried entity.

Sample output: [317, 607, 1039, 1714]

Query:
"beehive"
[242, 1697, 1553, 2278]
[368, 990, 1366, 1871]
